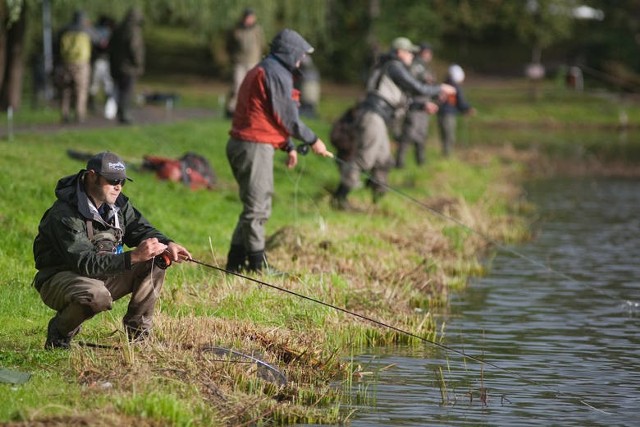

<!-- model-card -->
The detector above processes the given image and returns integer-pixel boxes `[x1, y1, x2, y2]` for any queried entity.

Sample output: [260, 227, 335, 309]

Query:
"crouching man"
[33, 152, 191, 349]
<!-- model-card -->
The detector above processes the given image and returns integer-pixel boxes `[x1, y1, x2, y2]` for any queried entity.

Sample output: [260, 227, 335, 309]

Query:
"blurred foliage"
[7, 0, 640, 86]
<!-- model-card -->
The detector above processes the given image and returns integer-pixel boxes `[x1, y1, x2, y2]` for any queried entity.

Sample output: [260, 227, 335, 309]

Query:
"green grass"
[3, 76, 632, 423]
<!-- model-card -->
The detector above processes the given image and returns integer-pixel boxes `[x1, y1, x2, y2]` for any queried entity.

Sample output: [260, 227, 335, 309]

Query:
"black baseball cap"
[86, 152, 132, 181]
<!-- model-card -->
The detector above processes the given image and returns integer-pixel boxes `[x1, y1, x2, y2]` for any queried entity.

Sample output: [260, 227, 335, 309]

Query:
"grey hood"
[269, 29, 314, 71]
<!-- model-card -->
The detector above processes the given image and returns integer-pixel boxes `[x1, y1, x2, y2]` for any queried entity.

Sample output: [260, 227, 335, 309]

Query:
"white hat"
[448, 64, 465, 84]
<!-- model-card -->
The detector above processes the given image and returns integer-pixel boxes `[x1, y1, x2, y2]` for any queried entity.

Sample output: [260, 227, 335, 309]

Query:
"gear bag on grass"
[142, 152, 216, 190]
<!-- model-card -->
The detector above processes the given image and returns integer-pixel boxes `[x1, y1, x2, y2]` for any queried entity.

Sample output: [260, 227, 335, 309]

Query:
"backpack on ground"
[142, 152, 216, 190]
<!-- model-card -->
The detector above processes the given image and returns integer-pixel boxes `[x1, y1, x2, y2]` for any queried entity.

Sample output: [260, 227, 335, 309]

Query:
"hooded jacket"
[33, 171, 170, 290]
[229, 29, 317, 150]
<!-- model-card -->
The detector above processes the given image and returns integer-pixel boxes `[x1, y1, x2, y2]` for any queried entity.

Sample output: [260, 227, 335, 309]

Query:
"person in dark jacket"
[34, 152, 191, 349]
[437, 64, 476, 157]
[331, 37, 455, 210]
[225, 28, 333, 274]
[109, 7, 145, 124]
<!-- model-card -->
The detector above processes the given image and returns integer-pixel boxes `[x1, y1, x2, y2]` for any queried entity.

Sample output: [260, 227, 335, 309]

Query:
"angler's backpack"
[142, 152, 216, 190]
[329, 104, 361, 162]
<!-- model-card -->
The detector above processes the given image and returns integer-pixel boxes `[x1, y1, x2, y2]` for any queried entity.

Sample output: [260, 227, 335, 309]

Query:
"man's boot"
[331, 183, 352, 211]
[125, 324, 151, 344]
[45, 315, 80, 350]
[248, 251, 286, 276]
[225, 245, 247, 273]
[247, 250, 265, 273]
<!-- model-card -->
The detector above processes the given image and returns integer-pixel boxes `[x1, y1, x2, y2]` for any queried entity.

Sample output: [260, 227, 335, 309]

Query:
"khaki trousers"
[39, 261, 165, 336]
[61, 62, 90, 122]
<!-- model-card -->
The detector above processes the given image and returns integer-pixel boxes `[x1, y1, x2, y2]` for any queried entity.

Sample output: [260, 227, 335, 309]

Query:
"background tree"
[3, 0, 640, 110]
[0, 0, 27, 110]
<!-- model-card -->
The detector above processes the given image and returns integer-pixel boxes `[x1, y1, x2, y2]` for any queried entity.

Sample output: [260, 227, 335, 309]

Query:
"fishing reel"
[154, 253, 172, 269]
[296, 144, 310, 155]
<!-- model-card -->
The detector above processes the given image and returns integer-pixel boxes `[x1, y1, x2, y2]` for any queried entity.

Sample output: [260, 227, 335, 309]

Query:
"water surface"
[349, 177, 640, 426]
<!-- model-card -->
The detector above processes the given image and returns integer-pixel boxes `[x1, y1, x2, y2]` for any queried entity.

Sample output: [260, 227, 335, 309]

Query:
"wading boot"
[331, 183, 353, 211]
[247, 251, 287, 277]
[247, 250, 265, 273]
[225, 245, 247, 273]
[44, 316, 80, 350]
[372, 189, 386, 204]
[125, 325, 151, 344]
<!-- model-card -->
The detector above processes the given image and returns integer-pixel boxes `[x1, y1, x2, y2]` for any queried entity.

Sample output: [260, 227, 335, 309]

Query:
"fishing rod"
[330, 156, 581, 285]
[183, 257, 500, 368]
[155, 254, 609, 414]
[329, 155, 634, 305]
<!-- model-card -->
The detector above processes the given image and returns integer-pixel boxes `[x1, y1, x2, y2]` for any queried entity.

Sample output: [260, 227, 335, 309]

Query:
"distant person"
[56, 10, 93, 123]
[331, 37, 455, 210]
[110, 7, 145, 124]
[89, 15, 116, 117]
[296, 55, 321, 118]
[225, 29, 333, 273]
[437, 64, 475, 157]
[33, 152, 192, 349]
[225, 8, 265, 118]
[395, 42, 436, 168]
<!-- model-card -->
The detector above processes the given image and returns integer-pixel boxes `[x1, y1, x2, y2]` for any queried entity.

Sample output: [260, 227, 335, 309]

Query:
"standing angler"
[332, 37, 456, 209]
[225, 29, 333, 274]
[110, 7, 145, 124]
[33, 152, 191, 349]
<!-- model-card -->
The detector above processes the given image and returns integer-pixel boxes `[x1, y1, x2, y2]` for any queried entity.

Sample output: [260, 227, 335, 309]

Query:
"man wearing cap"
[331, 37, 456, 209]
[395, 42, 437, 168]
[33, 152, 191, 349]
[225, 28, 333, 274]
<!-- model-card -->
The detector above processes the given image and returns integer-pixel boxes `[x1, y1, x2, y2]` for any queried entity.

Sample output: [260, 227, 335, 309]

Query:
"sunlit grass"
[0, 79, 560, 424]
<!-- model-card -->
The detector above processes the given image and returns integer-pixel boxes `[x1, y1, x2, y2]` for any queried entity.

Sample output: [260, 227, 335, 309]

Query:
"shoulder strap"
[86, 219, 94, 240]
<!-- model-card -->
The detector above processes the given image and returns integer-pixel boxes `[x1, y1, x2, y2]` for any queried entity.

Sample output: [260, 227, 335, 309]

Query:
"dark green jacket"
[33, 171, 170, 290]
[109, 8, 145, 78]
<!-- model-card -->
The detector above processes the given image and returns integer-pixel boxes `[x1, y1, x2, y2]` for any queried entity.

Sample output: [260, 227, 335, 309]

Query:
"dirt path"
[2, 103, 218, 139]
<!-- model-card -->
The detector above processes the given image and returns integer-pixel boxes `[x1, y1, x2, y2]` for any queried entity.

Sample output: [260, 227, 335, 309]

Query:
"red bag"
[142, 153, 216, 190]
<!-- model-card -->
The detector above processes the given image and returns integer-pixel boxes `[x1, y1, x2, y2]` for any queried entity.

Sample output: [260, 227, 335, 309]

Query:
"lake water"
[349, 177, 640, 426]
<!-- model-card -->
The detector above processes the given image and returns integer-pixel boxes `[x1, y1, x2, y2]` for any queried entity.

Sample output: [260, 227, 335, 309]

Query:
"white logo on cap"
[108, 162, 126, 171]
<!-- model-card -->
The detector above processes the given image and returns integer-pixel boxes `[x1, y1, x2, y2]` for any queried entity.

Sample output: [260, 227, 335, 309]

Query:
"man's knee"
[79, 286, 113, 314]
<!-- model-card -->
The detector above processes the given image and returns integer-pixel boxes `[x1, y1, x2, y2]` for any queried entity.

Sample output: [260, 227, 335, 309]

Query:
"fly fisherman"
[33, 152, 191, 349]
[331, 37, 456, 210]
[225, 28, 333, 274]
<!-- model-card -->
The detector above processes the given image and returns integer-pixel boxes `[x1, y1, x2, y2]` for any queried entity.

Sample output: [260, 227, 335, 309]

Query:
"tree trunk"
[0, 0, 8, 88]
[0, 2, 27, 110]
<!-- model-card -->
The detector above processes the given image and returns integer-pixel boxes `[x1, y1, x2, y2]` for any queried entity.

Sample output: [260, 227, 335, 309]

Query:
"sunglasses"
[100, 175, 126, 187]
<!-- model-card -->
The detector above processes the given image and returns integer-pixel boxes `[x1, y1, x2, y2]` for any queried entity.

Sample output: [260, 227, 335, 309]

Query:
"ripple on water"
[349, 178, 640, 427]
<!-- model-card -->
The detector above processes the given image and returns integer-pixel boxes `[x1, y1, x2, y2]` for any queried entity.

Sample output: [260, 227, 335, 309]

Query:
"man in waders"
[33, 152, 191, 349]
[331, 37, 455, 210]
[225, 28, 333, 274]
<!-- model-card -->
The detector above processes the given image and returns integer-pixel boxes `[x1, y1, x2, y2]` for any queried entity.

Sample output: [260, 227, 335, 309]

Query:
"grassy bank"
[3, 76, 638, 424]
